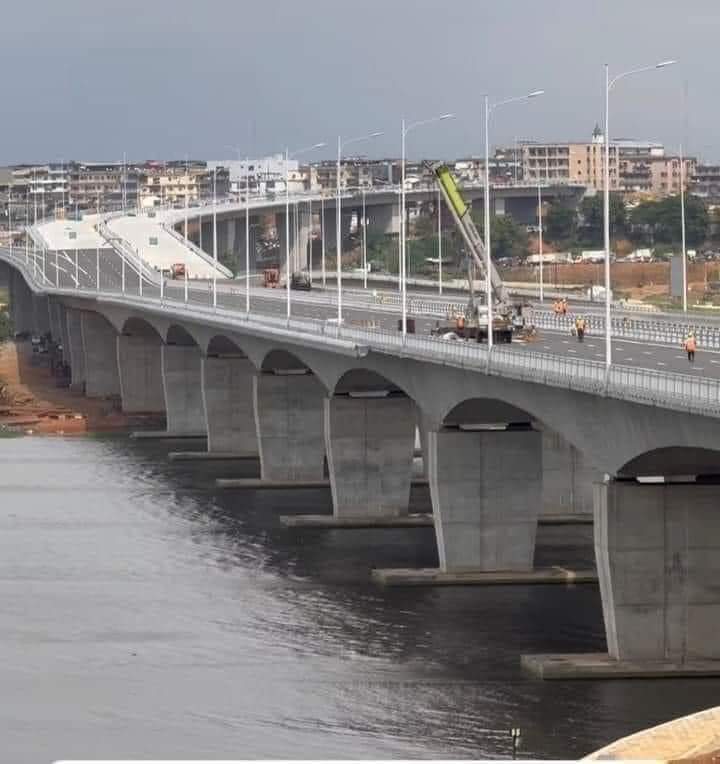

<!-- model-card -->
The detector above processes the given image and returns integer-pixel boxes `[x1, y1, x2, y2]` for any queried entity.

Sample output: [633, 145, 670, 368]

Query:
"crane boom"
[428, 162, 510, 309]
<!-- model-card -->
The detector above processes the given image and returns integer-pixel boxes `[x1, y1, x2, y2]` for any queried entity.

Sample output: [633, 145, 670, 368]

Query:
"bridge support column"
[161, 345, 207, 436]
[523, 479, 720, 678]
[117, 335, 165, 413]
[48, 298, 63, 345]
[65, 308, 86, 392]
[33, 294, 51, 336]
[540, 427, 596, 521]
[597, 480, 720, 663]
[80, 312, 120, 398]
[325, 394, 415, 518]
[253, 370, 325, 481]
[367, 203, 400, 236]
[10, 271, 34, 335]
[201, 356, 258, 455]
[430, 428, 542, 573]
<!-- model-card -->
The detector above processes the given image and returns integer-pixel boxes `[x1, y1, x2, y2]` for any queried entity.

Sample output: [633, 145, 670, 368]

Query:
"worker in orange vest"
[684, 333, 697, 363]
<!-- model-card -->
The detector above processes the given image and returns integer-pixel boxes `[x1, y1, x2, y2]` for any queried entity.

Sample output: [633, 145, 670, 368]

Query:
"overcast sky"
[0, 0, 715, 164]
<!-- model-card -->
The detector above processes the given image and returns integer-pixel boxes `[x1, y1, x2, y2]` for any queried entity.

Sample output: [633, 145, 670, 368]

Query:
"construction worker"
[561, 298, 568, 315]
[575, 315, 587, 342]
[684, 333, 697, 363]
[553, 299, 561, 315]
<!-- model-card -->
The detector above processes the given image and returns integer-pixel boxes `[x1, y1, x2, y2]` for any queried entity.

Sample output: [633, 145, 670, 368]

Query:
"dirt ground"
[0, 340, 157, 435]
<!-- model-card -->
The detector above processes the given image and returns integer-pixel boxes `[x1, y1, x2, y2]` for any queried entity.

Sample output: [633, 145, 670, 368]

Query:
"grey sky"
[0, 0, 714, 164]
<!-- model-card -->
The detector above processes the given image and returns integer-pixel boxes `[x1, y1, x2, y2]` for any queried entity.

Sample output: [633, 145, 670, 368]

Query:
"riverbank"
[0, 340, 160, 435]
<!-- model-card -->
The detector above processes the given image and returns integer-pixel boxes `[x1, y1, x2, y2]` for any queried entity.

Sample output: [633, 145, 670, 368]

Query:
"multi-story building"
[66, 162, 141, 210]
[690, 164, 720, 200]
[139, 161, 229, 207]
[311, 159, 374, 192]
[521, 127, 693, 197]
[209, 156, 297, 195]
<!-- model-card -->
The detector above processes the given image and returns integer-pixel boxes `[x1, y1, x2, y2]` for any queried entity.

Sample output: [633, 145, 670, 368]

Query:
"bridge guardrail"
[3, 245, 720, 419]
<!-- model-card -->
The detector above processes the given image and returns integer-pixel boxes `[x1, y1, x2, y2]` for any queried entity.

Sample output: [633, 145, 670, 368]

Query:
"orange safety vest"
[685, 336, 697, 352]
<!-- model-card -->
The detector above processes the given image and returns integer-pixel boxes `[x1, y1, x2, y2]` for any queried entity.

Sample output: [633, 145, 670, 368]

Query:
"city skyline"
[1, 0, 714, 164]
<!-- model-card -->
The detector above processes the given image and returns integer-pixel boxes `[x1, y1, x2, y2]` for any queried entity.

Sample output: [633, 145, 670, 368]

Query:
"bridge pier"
[324, 394, 415, 519]
[540, 426, 596, 521]
[275, 209, 312, 274]
[117, 334, 165, 413]
[10, 270, 35, 335]
[201, 355, 258, 455]
[161, 344, 207, 436]
[253, 370, 325, 481]
[366, 203, 400, 236]
[524, 478, 720, 678]
[65, 308, 86, 392]
[48, 298, 64, 346]
[32, 294, 51, 336]
[80, 312, 120, 398]
[430, 427, 542, 573]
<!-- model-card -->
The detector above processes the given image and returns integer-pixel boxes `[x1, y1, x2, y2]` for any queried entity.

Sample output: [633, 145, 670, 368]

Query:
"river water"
[2, 435, 719, 763]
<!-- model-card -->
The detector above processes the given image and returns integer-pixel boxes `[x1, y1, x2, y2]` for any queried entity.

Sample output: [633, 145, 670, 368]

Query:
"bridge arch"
[120, 316, 164, 339]
[165, 322, 202, 347]
[618, 446, 720, 478]
[206, 334, 248, 357]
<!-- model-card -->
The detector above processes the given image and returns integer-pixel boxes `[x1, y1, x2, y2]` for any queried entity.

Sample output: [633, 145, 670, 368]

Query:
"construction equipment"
[263, 267, 280, 288]
[426, 162, 520, 343]
[170, 263, 186, 279]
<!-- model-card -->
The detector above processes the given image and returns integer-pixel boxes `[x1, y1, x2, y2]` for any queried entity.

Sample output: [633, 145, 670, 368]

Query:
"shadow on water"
[97, 436, 720, 759]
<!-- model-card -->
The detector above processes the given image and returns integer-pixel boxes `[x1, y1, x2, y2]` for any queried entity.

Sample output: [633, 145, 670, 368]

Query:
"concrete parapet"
[65, 308, 86, 392]
[429, 427, 542, 573]
[161, 344, 207, 436]
[117, 335, 165, 413]
[201, 356, 258, 455]
[253, 371, 325, 481]
[325, 394, 415, 518]
[80, 312, 120, 398]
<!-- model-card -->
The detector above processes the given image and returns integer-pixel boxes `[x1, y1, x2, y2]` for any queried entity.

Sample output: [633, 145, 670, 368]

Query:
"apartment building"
[140, 162, 229, 206]
[690, 164, 720, 200]
[66, 162, 141, 209]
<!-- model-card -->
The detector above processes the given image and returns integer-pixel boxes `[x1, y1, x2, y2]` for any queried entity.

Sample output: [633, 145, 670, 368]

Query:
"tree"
[630, 195, 708, 248]
[544, 203, 577, 243]
[579, 193, 626, 246]
[471, 211, 529, 260]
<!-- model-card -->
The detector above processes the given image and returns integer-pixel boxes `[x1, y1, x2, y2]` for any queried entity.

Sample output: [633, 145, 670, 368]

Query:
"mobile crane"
[427, 162, 522, 343]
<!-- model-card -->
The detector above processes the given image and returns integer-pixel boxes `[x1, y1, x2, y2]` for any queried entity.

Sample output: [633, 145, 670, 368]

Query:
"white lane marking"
[568, 349, 577, 353]
[625, 358, 633, 362]
[643, 351, 653, 355]
[675, 355, 686, 359]
[657, 362, 666, 366]
[543, 345, 550, 350]
[694, 367, 705, 371]
[562, 340, 569, 344]
[586, 343, 596, 348]
[711, 360, 720, 365]
[595, 353, 604, 358]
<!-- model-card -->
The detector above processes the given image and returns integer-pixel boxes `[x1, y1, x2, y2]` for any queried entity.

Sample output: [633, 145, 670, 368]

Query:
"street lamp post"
[538, 182, 544, 302]
[361, 189, 367, 289]
[604, 60, 677, 366]
[484, 91, 543, 350]
[321, 196, 326, 287]
[212, 166, 217, 308]
[437, 187, 443, 295]
[336, 131, 383, 323]
[680, 144, 687, 312]
[285, 142, 326, 321]
[400, 114, 454, 334]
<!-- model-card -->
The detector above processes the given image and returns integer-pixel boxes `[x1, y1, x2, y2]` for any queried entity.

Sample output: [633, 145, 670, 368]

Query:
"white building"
[208, 155, 301, 195]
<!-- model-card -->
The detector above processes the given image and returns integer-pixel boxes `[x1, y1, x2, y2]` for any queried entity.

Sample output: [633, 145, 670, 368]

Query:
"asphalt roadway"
[29, 248, 719, 380]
